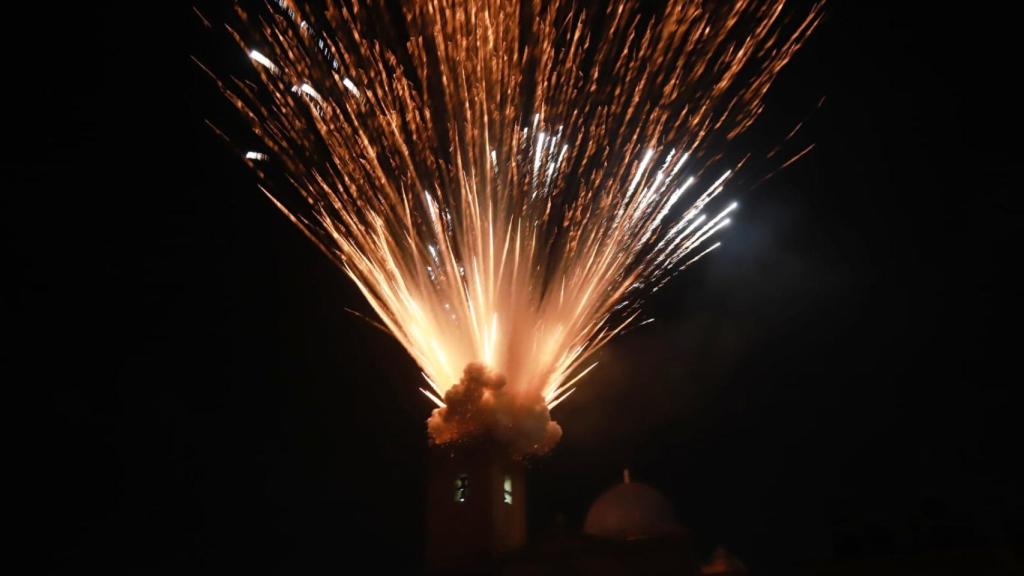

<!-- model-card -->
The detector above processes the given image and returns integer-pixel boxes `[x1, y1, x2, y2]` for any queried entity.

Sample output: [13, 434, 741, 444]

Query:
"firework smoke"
[427, 363, 561, 456]
[206, 0, 821, 454]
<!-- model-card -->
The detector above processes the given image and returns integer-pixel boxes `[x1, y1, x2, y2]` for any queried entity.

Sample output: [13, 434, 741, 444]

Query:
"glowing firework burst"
[204, 0, 821, 454]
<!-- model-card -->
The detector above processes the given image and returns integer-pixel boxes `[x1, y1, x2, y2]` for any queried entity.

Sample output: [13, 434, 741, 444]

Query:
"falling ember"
[209, 0, 822, 454]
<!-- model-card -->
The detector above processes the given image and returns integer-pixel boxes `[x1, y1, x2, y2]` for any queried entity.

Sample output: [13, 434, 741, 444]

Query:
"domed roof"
[583, 470, 682, 540]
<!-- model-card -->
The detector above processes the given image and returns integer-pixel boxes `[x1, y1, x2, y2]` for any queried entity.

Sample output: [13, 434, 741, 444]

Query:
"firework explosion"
[205, 0, 821, 455]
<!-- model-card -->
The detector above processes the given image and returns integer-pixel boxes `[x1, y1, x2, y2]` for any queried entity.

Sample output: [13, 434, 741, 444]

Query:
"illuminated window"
[454, 474, 469, 503]
[503, 475, 513, 505]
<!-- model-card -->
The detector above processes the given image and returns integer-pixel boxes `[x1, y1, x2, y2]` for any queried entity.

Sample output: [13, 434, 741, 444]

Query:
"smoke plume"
[427, 363, 562, 456]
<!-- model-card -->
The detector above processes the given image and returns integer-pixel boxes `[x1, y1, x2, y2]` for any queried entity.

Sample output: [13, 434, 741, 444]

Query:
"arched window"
[454, 474, 469, 503]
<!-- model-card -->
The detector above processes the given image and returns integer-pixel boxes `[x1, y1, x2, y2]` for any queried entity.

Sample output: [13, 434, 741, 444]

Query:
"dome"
[583, 471, 682, 540]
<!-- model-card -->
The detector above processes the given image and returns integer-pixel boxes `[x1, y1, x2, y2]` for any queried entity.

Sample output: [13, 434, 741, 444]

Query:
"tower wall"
[425, 438, 526, 573]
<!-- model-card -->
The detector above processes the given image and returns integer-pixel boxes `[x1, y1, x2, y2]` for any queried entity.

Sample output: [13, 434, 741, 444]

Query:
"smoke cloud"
[427, 363, 563, 456]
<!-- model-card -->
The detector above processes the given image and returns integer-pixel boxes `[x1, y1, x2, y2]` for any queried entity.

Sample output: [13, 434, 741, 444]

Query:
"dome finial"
[623, 468, 631, 484]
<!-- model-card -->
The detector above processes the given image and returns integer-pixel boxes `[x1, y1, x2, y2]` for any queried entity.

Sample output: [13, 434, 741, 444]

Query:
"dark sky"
[9, 1, 1020, 573]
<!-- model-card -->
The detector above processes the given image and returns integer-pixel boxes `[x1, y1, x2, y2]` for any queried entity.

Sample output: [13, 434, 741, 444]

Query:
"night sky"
[10, 1, 1020, 573]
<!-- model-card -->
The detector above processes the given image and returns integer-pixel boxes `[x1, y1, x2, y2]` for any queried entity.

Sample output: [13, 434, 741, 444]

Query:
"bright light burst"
[211, 0, 822, 415]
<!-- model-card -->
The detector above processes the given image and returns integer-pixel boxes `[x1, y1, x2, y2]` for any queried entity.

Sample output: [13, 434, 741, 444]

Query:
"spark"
[297, 83, 322, 101]
[781, 143, 816, 170]
[248, 49, 278, 74]
[419, 387, 445, 408]
[215, 0, 822, 413]
[548, 388, 576, 410]
[341, 77, 360, 97]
